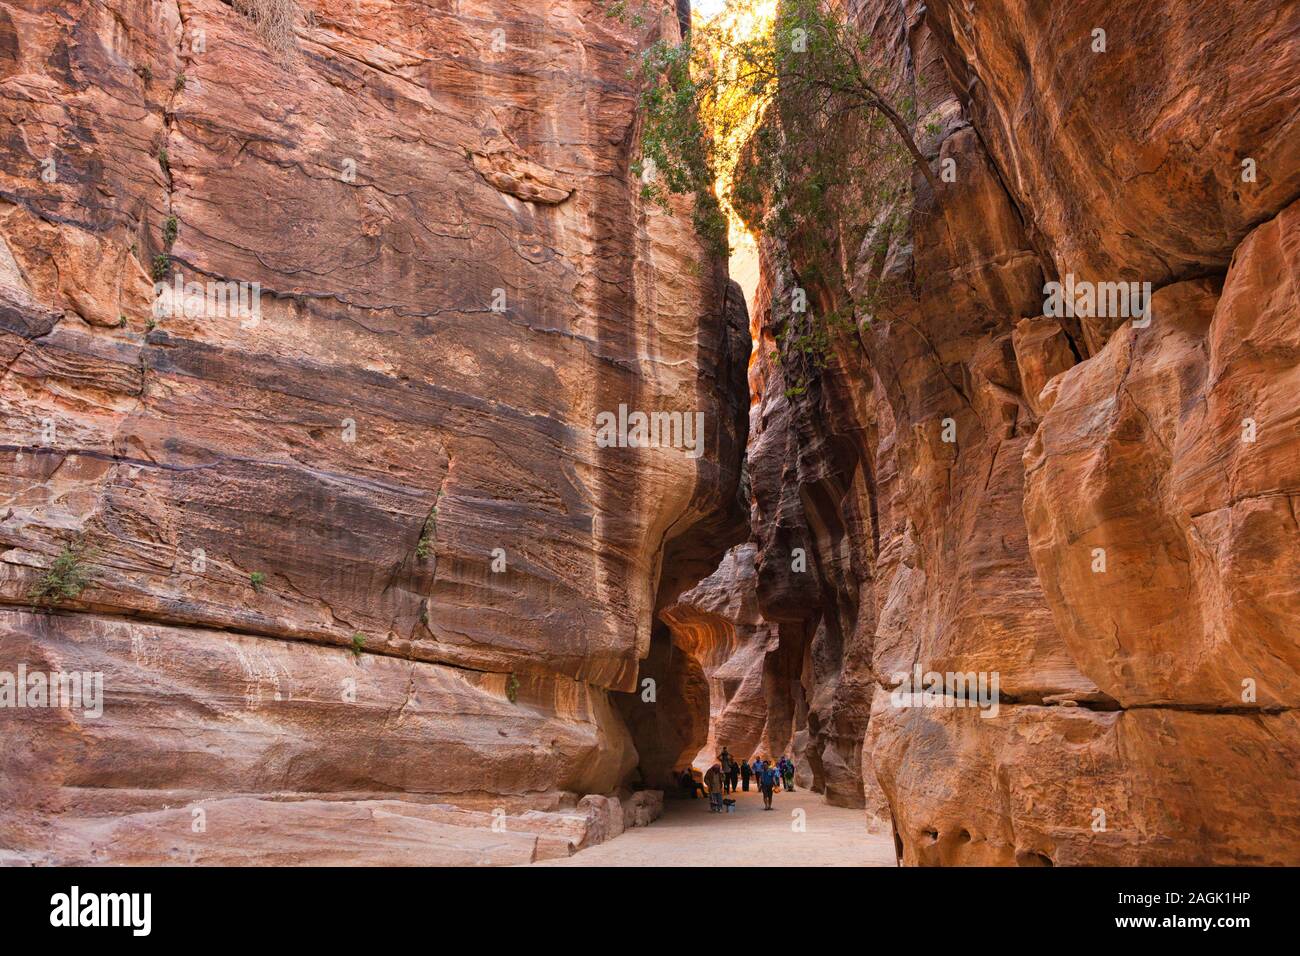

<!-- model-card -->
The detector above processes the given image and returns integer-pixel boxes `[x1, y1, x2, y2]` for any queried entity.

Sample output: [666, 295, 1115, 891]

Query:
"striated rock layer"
[0, 0, 745, 863]
[658, 543, 777, 774]
[742, 0, 1300, 862]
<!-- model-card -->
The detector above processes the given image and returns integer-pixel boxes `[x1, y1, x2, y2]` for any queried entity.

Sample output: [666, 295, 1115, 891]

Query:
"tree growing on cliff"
[610, 0, 939, 381]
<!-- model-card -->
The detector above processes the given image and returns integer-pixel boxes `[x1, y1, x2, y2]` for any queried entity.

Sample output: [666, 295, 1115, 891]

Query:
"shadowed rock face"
[743, 0, 1300, 863]
[0, 1, 747, 863]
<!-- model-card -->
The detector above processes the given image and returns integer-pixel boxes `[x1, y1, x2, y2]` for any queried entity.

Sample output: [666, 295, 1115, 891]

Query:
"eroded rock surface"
[659, 543, 776, 770]
[2, 0, 1295, 868]
[0, 0, 745, 864]
[742, 0, 1300, 864]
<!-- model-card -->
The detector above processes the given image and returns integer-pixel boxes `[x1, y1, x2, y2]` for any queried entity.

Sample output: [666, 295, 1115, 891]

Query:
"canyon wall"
[2, 0, 1295, 869]
[743, 0, 1300, 863]
[657, 543, 779, 774]
[0, 0, 747, 864]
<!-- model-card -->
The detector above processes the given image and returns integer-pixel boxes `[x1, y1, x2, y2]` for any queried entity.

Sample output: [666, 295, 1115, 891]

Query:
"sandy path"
[534, 785, 897, 866]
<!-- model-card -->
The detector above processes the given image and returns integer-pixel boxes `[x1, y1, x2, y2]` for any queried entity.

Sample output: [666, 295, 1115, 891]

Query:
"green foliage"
[775, 299, 866, 393]
[506, 673, 520, 704]
[249, 571, 265, 592]
[151, 253, 170, 282]
[157, 147, 169, 176]
[28, 540, 94, 606]
[628, 0, 932, 380]
[630, 30, 727, 255]
[350, 631, 366, 657]
[162, 215, 178, 249]
[174, 74, 186, 92]
[596, 0, 650, 28]
[415, 508, 437, 560]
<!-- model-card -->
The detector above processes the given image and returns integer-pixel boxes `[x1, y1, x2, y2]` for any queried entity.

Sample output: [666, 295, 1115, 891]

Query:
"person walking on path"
[729, 759, 740, 792]
[782, 756, 796, 792]
[740, 758, 751, 792]
[704, 762, 724, 813]
[719, 749, 733, 794]
[759, 760, 777, 810]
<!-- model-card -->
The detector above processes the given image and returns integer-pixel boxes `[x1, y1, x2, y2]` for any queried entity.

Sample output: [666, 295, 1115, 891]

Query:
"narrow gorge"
[0, 0, 1296, 868]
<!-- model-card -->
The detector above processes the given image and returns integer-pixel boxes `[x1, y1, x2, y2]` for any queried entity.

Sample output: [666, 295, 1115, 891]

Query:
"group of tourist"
[676, 747, 797, 813]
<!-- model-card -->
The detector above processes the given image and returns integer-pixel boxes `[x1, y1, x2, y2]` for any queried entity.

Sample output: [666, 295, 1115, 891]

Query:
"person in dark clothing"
[719, 748, 733, 794]
[740, 758, 751, 792]
[729, 760, 740, 792]
[759, 760, 776, 810]
[680, 768, 705, 799]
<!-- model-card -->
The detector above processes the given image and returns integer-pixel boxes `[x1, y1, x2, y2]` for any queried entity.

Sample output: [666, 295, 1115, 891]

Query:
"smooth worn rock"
[0, 0, 747, 864]
[1025, 207, 1300, 710]
[742, 0, 1300, 864]
[659, 544, 778, 769]
[869, 689, 1300, 866]
[2, 0, 1295, 869]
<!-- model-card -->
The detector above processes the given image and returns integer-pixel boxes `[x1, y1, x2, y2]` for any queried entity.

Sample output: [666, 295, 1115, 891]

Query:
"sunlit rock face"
[1025, 239, 1300, 712]
[0, 1, 746, 863]
[659, 544, 775, 768]
[745, 0, 1300, 863]
[926, 0, 1300, 351]
[868, 690, 1300, 866]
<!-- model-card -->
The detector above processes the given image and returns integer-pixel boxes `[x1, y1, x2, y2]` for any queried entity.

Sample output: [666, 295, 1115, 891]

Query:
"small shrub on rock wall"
[28, 540, 94, 606]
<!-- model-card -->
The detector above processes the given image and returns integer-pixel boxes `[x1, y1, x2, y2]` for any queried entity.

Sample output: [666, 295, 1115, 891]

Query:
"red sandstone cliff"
[1, 0, 1297, 869]
[0, 0, 745, 864]
[741, 0, 1300, 864]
